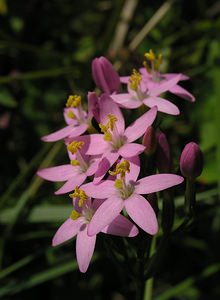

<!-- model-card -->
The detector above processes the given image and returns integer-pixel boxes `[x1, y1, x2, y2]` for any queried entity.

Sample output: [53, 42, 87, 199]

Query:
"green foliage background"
[0, 0, 219, 299]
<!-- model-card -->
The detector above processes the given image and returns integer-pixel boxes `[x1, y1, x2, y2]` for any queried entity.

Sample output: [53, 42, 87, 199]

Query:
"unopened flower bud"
[92, 56, 121, 94]
[142, 126, 157, 155]
[156, 131, 172, 173]
[180, 142, 203, 179]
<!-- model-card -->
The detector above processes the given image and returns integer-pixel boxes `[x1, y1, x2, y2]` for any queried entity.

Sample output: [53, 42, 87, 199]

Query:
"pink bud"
[156, 131, 172, 173]
[180, 142, 203, 178]
[142, 126, 157, 155]
[92, 56, 120, 94]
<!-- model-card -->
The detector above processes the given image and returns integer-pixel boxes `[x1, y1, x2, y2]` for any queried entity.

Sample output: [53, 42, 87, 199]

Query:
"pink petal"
[99, 95, 125, 134]
[124, 194, 158, 235]
[76, 225, 96, 273]
[111, 93, 141, 109]
[118, 143, 145, 157]
[164, 73, 189, 81]
[66, 124, 89, 139]
[87, 196, 124, 236]
[124, 106, 157, 142]
[93, 151, 119, 184]
[37, 165, 77, 182]
[149, 74, 181, 96]
[86, 156, 101, 177]
[66, 134, 108, 155]
[63, 108, 78, 125]
[120, 76, 130, 84]
[41, 125, 77, 142]
[52, 218, 83, 246]
[169, 84, 195, 102]
[143, 97, 180, 115]
[55, 173, 87, 195]
[87, 92, 100, 121]
[135, 174, 184, 194]
[102, 214, 139, 237]
[81, 180, 115, 199]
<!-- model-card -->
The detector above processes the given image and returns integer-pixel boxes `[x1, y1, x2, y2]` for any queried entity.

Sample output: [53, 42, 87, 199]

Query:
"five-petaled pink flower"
[52, 193, 139, 273]
[81, 159, 184, 235]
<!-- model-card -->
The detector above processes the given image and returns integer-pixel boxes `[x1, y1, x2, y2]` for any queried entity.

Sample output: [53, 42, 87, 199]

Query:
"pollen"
[144, 49, 156, 61]
[69, 186, 88, 207]
[109, 160, 130, 178]
[114, 179, 123, 189]
[108, 114, 118, 131]
[71, 159, 80, 166]
[70, 209, 81, 220]
[129, 69, 142, 91]
[66, 95, 81, 108]
[144, 50, 163, 72]
[67, 141, 84, 154]
[67, 111, 76, 119]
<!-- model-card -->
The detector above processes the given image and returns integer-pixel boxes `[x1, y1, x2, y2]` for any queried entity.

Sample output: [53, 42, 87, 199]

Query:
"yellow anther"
[67, 111, 76, 119]
[66, 95, 81, 108]
[99, 123, 108, 133]
[144, 50, 163, 72]
[108, 114, 118, 131]
[129, 69, 142, 91]
[144, 49, 156, 61]
[71, 160, 80, 166]
[114, 179, 123, 189]
[67, 141, 84, 154]
[104, 132, 112, 141]
[109, 160, 130, 178]
[69, 186, 88, 207]
[70, 209, 81, 220]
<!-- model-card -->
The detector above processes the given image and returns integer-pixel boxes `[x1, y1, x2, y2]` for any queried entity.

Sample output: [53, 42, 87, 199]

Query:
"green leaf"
[0, 90, 17, 107]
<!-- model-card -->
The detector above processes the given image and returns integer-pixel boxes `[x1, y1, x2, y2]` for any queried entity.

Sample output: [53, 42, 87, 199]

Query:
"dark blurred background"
[0, 0, 220, 299]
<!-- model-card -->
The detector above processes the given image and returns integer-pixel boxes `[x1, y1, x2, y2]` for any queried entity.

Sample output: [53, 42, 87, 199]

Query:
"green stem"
[184, 178, 196, 218]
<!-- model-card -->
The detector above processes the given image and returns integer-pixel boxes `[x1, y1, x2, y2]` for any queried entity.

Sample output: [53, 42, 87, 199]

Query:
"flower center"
[99, 114, 125, 150]
[109, 160, 134, 200]
[66, 94, 87, 124]
[143, 49, 163, 82]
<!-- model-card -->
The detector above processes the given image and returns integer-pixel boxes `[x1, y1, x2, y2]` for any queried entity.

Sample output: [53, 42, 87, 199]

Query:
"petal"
[163, 73, 189, 81]
[99, 95, 125, 134]
[41, 125, 77, 142]
[87, 196, 124, 236]
[102, 214, 139, 237]
[66, 134, 108, 155]
[63, 108, 78, 125]
[81, 180, 115, 199]
[37, 165, 77, 182]
[124, 194, 158, 235]
[55, 173, 87, 195]
[149, 74, 181, 96]
[86, 156, 101, 176]
[169, 84, 195, 102]
[135, 174, 184, 194]
[143, 97, 180, 115]
[111, 93, 141, 109]
[76, 225, 96, 273]
[66, 124, 88, 139]
[118, 143, 145, 157]
[93, 151, 119, 184]
[52, 218, 82, 246]
[124, 106, 157, 142]
[120, 76, 130, 84]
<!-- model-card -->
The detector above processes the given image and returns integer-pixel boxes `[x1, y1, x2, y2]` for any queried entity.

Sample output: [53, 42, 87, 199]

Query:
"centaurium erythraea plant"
[37, 51, 198, 276]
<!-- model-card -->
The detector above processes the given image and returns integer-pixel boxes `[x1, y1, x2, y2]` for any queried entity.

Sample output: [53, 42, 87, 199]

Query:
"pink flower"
[42, 94, 93, 142]
[52, 192, 139, 273]
[66, 96, 157, 183]
[37, 141, 101, 194]
[111, 69, 181, 115]
[81, 159, 184, 235]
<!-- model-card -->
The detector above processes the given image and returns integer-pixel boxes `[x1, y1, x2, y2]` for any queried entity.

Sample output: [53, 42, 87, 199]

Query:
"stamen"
[144, 49, 156, 61]
[109, 160, 130, 178]
[143, 50, 163, 73]
[67, 141, 84, 154]
[70, 209, 81, 220]
[114, 179, 123, 189]
[129, 69, 142, 91]
[108, 114, 118, 131]
[67, 111, 76, 119]
[69, 186, 88, 207]
[71, 159, 80, 166]
[66, 95, 81, 108]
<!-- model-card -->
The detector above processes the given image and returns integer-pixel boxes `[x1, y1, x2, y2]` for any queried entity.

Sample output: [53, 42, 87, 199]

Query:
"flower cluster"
[37, 50, 196, 273]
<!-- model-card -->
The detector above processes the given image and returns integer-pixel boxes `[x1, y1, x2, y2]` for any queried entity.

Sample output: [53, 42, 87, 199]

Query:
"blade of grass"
[154, 263, 220, 300]
[129, 0, 174, 51]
